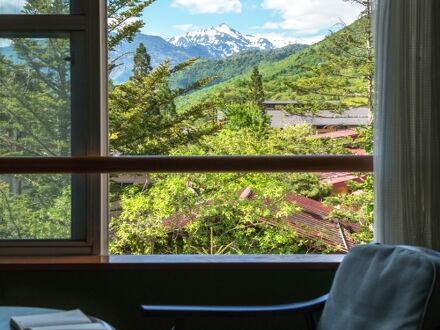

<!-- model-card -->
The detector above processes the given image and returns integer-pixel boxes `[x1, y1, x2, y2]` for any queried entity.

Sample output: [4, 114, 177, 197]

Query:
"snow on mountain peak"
[168, 24, 276, 58]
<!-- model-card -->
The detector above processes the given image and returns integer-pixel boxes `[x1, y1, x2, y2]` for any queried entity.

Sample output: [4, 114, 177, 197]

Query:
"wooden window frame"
[0, 0, 108, 256]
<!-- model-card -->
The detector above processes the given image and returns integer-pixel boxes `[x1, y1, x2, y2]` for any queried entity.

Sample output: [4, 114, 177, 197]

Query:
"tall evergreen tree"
[248, 67, 265, 109]
[108, 0, 156, 72]
[285, 0, 374, 120]
[132, 43, 152, 79]
[107, 0, 155, 51]
[110, 59, 218, 155]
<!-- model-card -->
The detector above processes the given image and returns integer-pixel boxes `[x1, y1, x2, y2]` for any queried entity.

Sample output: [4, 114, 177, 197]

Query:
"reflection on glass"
[0, 0, 69, 14]
[0, 174, 71, 240]
[0, 37, 71, 157]
[109, 172, 374, 255]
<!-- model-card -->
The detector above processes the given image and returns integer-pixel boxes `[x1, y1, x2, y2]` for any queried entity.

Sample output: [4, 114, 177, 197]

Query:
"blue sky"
[0, 0, 363, 46]
[141, 0, 363, 44]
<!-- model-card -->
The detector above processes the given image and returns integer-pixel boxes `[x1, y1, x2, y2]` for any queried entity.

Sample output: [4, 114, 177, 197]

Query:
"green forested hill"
[176, 19, 369, 112]
[175, 43, 316, 110]
[170, 44, 307, 90]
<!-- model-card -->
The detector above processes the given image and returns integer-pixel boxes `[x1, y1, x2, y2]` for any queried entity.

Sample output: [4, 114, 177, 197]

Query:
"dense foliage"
[109, 125, 347, 255]
[109, 59, 218, 155]
[170, 44, 306, 91]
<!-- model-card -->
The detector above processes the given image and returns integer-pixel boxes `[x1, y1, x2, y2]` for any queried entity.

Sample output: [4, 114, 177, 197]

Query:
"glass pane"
[109, 172, 373, 255]
[109, 1, 372, 157]
[0, 0, 69, 14]
[0, 36, 71, 156]
[0, 174, 71, 239]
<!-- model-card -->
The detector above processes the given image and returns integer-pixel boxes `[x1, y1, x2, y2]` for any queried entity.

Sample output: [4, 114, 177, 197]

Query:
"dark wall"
[0, 268, 336, 330]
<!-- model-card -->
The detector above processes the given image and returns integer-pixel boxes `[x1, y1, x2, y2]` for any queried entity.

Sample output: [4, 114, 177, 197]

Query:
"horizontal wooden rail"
[0, 156, 373, 174]
[0, 15, 86, 36]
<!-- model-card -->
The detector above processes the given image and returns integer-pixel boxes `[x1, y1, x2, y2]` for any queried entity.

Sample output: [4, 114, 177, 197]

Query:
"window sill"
[0, 255, 343, 270]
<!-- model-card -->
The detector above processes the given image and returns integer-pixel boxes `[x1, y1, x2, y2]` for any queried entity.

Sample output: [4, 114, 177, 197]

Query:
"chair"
[142, 244, 440, 330]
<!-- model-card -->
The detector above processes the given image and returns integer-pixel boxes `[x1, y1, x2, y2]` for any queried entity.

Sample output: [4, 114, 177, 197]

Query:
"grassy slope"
[175, 42, 325, 110]
[170, 44, 306, 90]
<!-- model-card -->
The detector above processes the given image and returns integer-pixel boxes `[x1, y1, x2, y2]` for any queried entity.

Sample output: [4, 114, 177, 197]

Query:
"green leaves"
[108, 0, 156, 52]
[109, 123, 350, 255]
[132, 43, 152, 79]
[285, 14, 373, 116]
[222, 103, 270, 132]
[248, 67, 265, 109]
[109, 59, 218, 155]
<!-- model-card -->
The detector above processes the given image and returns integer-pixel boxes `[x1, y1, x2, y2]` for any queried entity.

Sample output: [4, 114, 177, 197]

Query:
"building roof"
[285, 194, 359, 252]
[314, 129, 359, 139]
[320, 172, 363, 185]
[163, 190, 360, 253]
[267, 107, 369, 128]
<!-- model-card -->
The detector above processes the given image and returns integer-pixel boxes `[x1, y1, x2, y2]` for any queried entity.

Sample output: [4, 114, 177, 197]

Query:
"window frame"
[0, 0, 108, 256]
[0, 0, 373, 257]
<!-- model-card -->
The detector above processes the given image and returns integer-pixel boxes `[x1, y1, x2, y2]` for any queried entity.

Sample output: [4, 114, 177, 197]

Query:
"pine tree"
[107, 0, 155, 51]
[110, 59, 218, 155]
[248, 67, 265, 109]
[108, 0, 156, 72]
[132, 43, 152, 79]
[285, 0, 374, 120]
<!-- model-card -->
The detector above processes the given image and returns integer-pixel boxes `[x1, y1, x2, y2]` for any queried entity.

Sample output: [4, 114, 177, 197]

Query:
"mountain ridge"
[168, 23, 276, 58]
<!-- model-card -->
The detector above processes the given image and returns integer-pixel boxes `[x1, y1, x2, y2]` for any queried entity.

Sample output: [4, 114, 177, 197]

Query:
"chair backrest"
[317, 244, 440, 330]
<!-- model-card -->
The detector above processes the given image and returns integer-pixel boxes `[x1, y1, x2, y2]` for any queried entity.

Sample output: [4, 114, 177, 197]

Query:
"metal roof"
[163, 191, 360, 253]
[268, 107, 369, 128]
[286, 194, 359, 252]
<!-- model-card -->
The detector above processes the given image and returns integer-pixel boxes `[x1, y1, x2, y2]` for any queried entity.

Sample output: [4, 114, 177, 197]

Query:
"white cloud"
[173, 24, 199, 32]
[261, 0, 363, 35]
[0, 0, 24, 13]
[256, 32, 325, 47]
[296, 35, 326, 45]
[171, 0, 242, 14]
[0, 39, 12, 48]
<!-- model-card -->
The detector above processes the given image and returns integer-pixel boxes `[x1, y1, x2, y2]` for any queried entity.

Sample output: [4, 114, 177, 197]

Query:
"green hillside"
[176, 19, 370, 112]
[170, 44, 307, 90]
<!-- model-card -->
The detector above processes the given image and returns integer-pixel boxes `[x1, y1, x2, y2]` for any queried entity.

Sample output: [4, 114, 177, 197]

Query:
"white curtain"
[375, 0, 440, 249]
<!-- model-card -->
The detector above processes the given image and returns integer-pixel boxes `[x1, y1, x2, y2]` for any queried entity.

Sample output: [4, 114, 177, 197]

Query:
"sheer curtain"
[375, 0, 440, 249]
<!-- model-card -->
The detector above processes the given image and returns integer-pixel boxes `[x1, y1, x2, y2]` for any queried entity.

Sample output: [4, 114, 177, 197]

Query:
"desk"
[0, 307, 114, 330]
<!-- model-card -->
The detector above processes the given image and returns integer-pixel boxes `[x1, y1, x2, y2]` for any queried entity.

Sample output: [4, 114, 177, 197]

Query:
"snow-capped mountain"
[168, 23, 275, 58]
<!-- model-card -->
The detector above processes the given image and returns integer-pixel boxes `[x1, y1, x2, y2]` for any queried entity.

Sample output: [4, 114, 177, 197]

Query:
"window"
[0, 0, 373, 256]
[0, 0, 107, 255]
[106, 0, 374, 256]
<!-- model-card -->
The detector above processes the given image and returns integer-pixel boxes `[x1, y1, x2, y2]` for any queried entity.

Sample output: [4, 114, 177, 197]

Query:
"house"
[266, 106, 369, 132]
